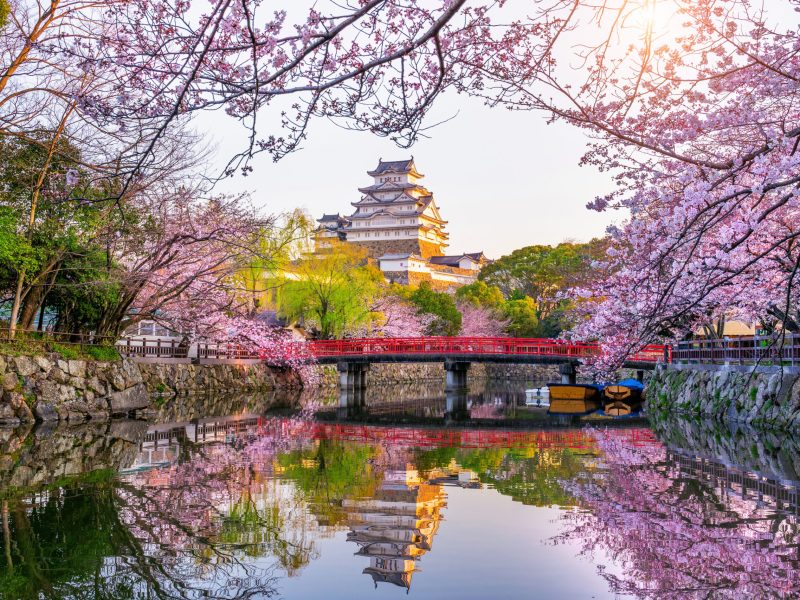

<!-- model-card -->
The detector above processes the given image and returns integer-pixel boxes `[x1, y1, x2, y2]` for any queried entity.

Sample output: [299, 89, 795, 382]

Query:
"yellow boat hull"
[549, 398, 602, 415]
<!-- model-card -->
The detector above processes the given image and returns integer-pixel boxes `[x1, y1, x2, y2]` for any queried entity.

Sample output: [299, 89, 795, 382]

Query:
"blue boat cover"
[616, 378, 644, 391]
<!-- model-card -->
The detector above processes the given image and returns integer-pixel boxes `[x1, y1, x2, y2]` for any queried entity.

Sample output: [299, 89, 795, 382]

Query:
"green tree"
[478, 240, 608, 336]
[236, 209, 313, 315]
[278, 439, 382, 526]
[501, 297, 540, 337]
[404, 281, 461, 336]
[277, 242, 383, 339]
[0, 135, 115, 333]
[454, 280, 505, 309]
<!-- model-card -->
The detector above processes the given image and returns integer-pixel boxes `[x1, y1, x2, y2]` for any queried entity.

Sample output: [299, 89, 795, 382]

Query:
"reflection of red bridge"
[257, 418, 660, 451]
[138, 414, 661, 453]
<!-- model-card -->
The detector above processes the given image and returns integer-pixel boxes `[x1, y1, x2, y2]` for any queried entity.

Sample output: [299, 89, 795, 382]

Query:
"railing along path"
[672, 335, 800, 366]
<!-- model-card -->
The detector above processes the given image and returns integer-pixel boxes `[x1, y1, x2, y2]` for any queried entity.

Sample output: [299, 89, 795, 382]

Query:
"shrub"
[50, 343, 80, 360]
[84, 345, 121, 362]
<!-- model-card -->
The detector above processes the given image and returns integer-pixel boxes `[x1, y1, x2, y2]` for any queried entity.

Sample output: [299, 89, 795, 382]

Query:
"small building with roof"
[315, 159, 490, 289]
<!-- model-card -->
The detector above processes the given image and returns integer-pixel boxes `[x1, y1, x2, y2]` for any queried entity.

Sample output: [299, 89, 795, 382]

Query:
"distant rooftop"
[378, 253, 423, 260]
[429, 253, 487, 266]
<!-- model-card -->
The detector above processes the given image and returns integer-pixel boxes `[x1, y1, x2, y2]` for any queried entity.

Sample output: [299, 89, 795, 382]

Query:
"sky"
[184, 0, 798, 260]
[191, 0, 629, 261]
[199, 91, 618, 260]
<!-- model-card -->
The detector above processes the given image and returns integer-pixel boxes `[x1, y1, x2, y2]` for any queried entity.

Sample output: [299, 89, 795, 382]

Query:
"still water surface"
[1, 384, 799, 599]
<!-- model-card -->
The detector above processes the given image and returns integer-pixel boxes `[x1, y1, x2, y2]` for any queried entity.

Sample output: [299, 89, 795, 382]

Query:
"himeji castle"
[316, 158, 489, 289]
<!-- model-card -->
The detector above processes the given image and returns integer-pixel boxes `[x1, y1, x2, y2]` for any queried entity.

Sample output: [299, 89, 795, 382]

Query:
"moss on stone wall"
[647, 366, 800, 430]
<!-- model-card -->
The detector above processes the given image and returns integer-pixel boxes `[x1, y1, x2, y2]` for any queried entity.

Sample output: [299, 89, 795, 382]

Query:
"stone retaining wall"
[0, 353, 301, 426]
[0, 420, 146, 491]
[315, 362, 564, 387]
[647, 365, 800, 429]
[0, 354, 149, 425]
[137, 362, 300, 397]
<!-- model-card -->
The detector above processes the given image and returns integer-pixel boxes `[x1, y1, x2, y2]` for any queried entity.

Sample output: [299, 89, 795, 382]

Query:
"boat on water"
[547, 383, 605, 415]
[602, 378, 645, 416]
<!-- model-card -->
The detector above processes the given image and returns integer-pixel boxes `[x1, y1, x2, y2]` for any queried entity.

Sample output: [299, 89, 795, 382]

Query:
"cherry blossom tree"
[367, 295, 434, 338]
[455, 1, 800, 364]
[94, 189, 267, 336]
[8, 0, 798, 362]
[457, 300, 509, 337]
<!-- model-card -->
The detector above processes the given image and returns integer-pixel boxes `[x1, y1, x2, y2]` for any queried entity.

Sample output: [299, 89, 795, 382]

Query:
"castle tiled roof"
[428, 253, 487, 266]
[358, 181, 421, 193]
[367, 158, 422, 177]
[316, 213, 350, 229]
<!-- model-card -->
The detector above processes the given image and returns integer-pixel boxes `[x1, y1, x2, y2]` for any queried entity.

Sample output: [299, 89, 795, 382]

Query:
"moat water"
[1, 383, 799, 599]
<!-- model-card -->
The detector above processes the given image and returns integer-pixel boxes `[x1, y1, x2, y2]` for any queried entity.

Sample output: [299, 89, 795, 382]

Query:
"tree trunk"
[18, 256, 62, 331]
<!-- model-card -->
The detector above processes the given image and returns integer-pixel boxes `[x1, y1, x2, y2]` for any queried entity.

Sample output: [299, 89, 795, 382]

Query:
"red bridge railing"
[116, 336, 668, 363]
[307, 337, 668, 363]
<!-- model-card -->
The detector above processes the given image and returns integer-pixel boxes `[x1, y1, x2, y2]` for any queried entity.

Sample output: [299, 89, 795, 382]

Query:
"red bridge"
[301, 337, 669, 391]
[305, 337, 668, 368]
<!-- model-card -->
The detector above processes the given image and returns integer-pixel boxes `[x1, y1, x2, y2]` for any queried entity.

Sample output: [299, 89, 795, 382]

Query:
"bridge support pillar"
[636, 370, 645, 383]
[338, 362, 369, 391]
[559, 362, 577, 385]
[444, 359, 470, 391]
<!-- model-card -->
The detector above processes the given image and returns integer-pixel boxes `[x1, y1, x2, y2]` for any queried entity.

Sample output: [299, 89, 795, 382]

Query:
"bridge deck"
[309, 337, 665, 369]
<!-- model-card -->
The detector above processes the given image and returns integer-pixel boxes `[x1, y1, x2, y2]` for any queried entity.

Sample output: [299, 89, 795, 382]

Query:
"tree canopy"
[277, 243, 384, 339]
[401, 282, 462, 337]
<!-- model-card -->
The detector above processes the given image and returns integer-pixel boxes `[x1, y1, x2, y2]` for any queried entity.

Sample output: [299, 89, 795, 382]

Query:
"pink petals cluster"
[366, 295, 434, 338]
[457, 301, 510, 337]
[538, 2, 800, 364]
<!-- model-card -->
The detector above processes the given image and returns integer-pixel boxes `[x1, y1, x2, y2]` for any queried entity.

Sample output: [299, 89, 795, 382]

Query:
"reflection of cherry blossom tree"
[113, 417, 324, 598]
[556, 431, 800, 599]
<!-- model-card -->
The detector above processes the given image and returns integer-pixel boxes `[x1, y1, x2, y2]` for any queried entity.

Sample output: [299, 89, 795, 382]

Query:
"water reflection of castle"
[343, 467, 447, 590]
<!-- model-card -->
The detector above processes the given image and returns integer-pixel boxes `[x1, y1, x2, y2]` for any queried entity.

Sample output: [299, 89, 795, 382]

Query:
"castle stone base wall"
[351, 239, 423, 259]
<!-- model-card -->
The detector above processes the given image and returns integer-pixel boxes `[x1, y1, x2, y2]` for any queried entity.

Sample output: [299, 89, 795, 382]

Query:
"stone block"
[33, 356, 52, 373]
[2, 372, 19, 391]
[109, 384, 149, 413]
[67, 360, 86, 379]
[86, 376, 106, 396]
[34, 401, 58, 421]
[49, 368, 69, 384]
[13, 356, 38, 377]
[0, 402, 18, 424]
